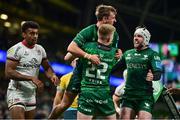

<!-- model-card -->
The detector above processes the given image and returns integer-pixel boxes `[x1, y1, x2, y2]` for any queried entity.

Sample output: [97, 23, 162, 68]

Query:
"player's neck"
[22, 40, 35, 49]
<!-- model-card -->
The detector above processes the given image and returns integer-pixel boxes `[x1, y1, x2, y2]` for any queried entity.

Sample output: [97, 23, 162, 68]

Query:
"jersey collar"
[22, 40, 35, 49]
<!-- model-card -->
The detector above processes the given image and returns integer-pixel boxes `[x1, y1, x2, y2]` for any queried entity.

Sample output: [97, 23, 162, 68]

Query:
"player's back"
[80, 42, 117, 90]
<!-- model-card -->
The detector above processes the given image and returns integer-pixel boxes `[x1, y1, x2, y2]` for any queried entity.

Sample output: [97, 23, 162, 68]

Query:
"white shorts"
[7, 89, 36, 111]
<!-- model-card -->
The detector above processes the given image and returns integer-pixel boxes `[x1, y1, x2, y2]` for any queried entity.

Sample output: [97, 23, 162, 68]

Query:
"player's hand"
[115, 49, 123, 59]
[31, 77, 44, 93]
[51, 74, 59, 86]
[166, 88, 180, 95]
[89, 54, 101, 65]
[146, 69, 153, 81]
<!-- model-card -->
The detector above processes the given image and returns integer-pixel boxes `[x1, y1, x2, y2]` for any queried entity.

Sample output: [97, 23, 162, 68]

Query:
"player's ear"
[22, 32, 26, 38]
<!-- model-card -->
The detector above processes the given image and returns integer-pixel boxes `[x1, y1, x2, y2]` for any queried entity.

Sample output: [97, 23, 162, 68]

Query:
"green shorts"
[121, 96, 154, 113]
[78, 89, 115, 116]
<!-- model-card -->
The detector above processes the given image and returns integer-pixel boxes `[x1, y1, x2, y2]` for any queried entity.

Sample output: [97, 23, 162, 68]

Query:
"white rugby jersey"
[7, 42, 47, 92]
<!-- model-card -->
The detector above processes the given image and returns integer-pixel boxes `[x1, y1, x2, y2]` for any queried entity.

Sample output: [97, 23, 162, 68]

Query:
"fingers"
[146, 69, 153, 81]
[51, 76, 60, 86]
[115, 49, 123, 59]
[32, 79, 44, 93]
[90, 55, 100, 65]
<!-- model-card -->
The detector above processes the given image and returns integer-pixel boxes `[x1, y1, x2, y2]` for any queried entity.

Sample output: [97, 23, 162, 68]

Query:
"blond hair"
[98, 24, 115, 40]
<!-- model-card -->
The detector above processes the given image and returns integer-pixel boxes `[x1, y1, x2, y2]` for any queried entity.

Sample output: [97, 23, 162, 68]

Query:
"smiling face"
[133, 34, 145, 50]
[22, 28, 39, 46]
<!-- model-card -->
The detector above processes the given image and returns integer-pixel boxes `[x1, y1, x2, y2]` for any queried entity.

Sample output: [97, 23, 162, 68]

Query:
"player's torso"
[124, 48, 155, 97]
[80, 42, 116, 89]
[16, 43, 44, 76]
[7, 42, 45, 92]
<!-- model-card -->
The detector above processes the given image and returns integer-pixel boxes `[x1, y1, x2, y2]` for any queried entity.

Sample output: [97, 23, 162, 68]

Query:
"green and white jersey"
[80, 42, 117, 91]
[121, 48, 162, 99]
[73, 24, 119, 48]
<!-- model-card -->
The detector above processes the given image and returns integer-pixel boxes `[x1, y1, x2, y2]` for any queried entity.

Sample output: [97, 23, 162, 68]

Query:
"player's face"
[103, 12, 116, 25]
[133, 34, 144, 49]
[23, 28, 39, 46]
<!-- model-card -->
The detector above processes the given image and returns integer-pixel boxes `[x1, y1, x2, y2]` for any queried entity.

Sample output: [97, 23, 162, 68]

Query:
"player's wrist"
[84, 53, 91, 60]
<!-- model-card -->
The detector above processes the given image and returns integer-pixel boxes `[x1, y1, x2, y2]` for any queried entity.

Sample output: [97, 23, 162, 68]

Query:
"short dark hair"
[21, 21, 40, 33]
[95, 4, 117, 21]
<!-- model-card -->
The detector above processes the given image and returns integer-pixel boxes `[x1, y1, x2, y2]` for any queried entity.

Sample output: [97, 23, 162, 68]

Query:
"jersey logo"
[145, 102, 150, 107]
[37, 49, 41, 55]
[24, 51, 29, 56]
[154, 56, 161, 60]
[144, 55, 148, 58]
[134, 53, 141, 56]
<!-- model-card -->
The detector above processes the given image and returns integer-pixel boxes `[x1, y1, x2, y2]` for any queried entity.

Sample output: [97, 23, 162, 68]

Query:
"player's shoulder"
[35, 44, 44, 49]
[7, 42, 23, 53]
[124, 49, 134, 54]
[81, 24, 96, 32]
[9, 42, 22, 49]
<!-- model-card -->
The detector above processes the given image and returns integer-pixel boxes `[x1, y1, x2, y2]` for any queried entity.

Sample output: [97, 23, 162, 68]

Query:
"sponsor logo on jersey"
[134, 53, 141, 56]
[127, 63, 147, 69]
[37, 49, 41, 55]
[24, 51, 29, 56]
[23, 58, 40, 68]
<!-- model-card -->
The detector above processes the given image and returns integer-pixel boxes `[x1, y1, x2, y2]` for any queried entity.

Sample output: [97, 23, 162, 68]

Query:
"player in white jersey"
[5, 21, 59, 119]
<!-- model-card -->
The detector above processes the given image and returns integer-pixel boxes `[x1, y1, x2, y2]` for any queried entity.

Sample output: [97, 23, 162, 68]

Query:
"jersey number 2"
[85, 61, 108, 80]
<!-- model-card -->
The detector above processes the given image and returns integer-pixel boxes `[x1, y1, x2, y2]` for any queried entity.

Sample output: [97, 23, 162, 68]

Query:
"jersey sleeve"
[112, 31, 119, 48]
[73, 27, 91, 47]
[7, 45, 22, 61]
[57, 76, 66, 92]
[151, 52, 162, 72]
[40, 46, 47, 59]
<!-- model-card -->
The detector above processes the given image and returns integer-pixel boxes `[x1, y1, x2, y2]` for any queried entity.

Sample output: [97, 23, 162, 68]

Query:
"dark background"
[0, 0, 179, 119]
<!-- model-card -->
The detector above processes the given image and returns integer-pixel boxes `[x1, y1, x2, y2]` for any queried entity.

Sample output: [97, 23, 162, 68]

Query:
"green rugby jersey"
[121, 48, 162, 99]
[73, 24, 119, 48]
[79, 42, 117, 91]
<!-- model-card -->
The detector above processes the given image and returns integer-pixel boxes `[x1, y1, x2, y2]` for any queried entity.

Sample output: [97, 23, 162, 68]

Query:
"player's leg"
[24, 105, 36, 119]
[120, 107, 136, 119]
[25, 109, 36, 119]
[138, 110, 152, 119]
[77, 111, 93, 120]
[96, 92, 117, 120]
[49, 65, 81, 118]
[104, 113, 116, 120]
[137, 97, 154, 119]
[120, 99, 136, 119]
[48, 91, 78, 119]
[9, 105, 25, 119]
